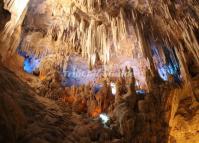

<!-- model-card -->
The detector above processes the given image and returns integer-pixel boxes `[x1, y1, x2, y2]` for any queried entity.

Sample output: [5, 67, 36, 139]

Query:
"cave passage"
[0, 0, 199, 143]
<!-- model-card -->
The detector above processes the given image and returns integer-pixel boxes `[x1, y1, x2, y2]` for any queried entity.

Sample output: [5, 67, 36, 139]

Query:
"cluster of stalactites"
[73, 0, 104, 13]
[42, 4, 129, 67]
[161, 0, 199, 66]
[14, 0, 199, 80]
[130, 0, 199, 80]
[159, 1, 199, 80]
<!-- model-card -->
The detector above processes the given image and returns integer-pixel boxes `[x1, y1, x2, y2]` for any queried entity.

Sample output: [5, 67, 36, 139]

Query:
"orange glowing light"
[39, 75, 46, 80]
[90, 107, 101, 118]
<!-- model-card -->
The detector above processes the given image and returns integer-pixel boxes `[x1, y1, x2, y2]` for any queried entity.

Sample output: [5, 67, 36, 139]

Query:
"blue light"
[157, 63, 181, 81]
[23, 56, 40, 73]
[17, 49, 41, 74]
[158, 66, 168, 81]
[136, 90, 146, 94]
[93, 84, 103, 94]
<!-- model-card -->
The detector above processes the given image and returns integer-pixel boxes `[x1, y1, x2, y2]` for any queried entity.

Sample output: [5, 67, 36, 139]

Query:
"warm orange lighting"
[90, 107, 101, 118]
[61, 95, 75, 104]
[39, 75, 46, 80]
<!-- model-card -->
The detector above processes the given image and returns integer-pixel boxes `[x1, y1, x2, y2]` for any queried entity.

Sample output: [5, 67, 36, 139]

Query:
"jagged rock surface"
[0, 0, 11, 31]
[0, 65, 116, 143]
[0, 0, 199, 143]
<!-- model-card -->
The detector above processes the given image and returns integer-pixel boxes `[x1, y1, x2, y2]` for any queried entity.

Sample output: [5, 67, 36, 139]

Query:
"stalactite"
[2, 0, 197, 85]
[0, 1, 199, 142]
[111, 18, 119, 52]
[182, 25, 199, 65]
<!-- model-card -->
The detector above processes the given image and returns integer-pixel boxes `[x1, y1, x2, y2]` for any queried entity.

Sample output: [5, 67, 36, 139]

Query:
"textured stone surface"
[0, 0, 198, 143]
[0, 0, 11, 31]
[0, 66, 115, 143]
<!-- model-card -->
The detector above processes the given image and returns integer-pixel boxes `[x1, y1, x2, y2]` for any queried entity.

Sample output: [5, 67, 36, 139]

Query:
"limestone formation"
[0, 0, 198, 143]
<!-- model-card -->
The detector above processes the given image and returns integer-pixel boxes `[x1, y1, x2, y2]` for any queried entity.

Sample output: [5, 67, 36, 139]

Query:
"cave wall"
[0, 1, 198, 143]
[0, 0, 29, 61]
[0, 0, 11, 31]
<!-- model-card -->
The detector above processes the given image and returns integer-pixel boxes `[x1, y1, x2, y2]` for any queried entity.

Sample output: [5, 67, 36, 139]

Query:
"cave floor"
[0, 65, 115, 143]
[0, 64, 199, 143]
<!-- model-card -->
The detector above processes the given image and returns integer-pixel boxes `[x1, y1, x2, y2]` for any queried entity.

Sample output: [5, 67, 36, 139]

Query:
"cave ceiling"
[0, 1, 199, 143]
[0, 0, 198, 85]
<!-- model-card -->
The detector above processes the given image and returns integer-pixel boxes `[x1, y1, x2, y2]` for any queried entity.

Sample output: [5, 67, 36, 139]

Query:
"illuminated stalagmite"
[0, 0, 199, 143]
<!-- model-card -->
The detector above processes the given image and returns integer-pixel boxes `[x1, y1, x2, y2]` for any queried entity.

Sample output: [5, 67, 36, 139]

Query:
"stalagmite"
[0, 0, 199, 143]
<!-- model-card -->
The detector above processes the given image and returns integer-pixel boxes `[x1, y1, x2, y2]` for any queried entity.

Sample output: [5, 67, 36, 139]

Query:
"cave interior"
[0, 0, 199, 143]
